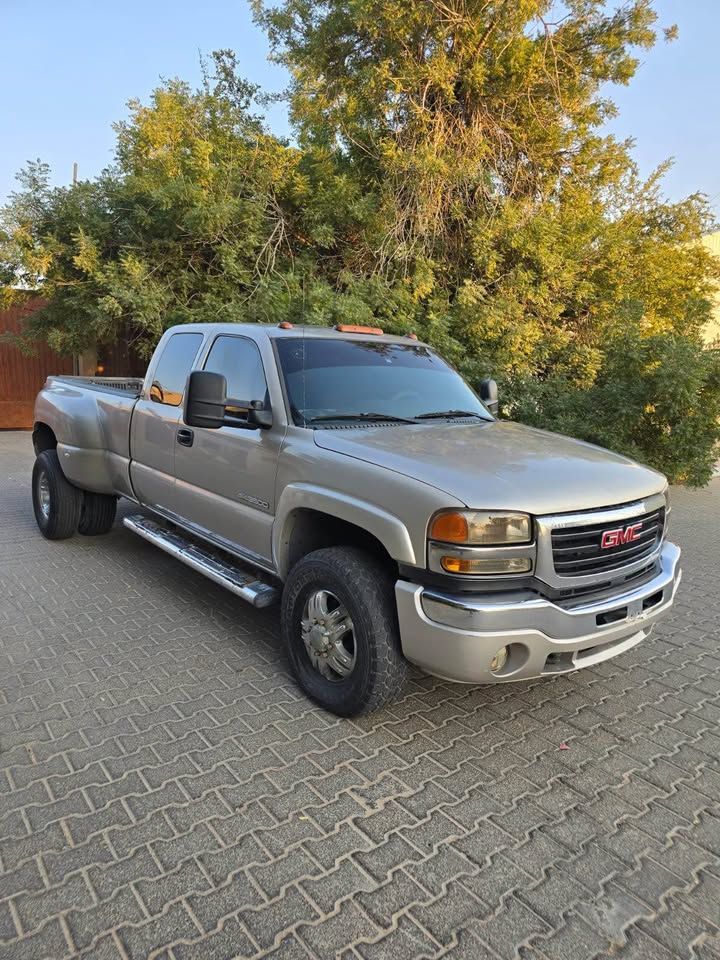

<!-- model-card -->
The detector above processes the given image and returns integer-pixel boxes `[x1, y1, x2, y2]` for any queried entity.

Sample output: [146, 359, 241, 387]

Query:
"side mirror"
[184, 370, 227, 429]
[247, 400, 273, 430]
[226, 399, 273, 430]
[479, 378, 499, 417]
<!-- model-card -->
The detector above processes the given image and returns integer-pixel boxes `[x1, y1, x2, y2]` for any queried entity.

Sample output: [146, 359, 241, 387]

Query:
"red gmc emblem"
[601, 522, 643, 549]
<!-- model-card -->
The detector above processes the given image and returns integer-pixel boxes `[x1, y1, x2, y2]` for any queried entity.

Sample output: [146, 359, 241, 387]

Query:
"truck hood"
[313, 420, 667, 514]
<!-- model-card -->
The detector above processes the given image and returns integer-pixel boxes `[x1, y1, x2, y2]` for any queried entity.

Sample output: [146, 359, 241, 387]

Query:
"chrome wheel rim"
[301, 589, 356, 682]
[38, 472, 51, 519]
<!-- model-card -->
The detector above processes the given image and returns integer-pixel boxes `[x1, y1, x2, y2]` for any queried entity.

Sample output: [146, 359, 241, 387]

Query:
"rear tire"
[281, 546, 409, 716]
[78, 492, 117, 535]
[32, 450, 82, 540]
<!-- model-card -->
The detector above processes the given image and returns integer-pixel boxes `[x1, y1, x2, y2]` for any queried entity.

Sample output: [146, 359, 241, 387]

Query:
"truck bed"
[35, 375, 145, 498]
[50, 375, 145, 397]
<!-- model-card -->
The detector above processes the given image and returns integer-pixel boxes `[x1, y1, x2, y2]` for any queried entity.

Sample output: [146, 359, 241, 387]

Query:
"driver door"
[173, 334, 282, 566]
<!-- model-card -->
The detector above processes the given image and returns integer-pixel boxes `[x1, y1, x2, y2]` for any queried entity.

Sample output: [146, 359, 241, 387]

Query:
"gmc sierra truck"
[32, 322, 681, 715]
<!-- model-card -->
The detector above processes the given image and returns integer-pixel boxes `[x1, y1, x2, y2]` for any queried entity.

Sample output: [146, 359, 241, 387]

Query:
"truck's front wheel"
[31, 450, 83, 540]
[281, 547, 409, 716]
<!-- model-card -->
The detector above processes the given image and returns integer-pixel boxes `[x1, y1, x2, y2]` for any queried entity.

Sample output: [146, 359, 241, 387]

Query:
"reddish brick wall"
[0, 299, 73, 429]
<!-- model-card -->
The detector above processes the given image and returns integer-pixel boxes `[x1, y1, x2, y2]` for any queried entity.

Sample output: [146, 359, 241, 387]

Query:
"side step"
[123, 515, 280, 609]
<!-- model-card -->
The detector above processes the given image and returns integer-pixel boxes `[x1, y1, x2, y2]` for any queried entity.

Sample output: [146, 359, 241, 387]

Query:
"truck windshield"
[275, 338, 492, 425]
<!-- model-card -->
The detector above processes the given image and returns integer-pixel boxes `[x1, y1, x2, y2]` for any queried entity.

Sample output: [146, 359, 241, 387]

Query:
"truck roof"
[165, 322, 426, 346]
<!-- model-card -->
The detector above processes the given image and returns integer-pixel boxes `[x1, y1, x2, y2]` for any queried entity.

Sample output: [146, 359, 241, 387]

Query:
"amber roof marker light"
[334, 324, 384, 335]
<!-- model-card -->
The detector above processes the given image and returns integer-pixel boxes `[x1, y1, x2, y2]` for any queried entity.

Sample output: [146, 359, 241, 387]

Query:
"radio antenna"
[301, 276, 306, 425]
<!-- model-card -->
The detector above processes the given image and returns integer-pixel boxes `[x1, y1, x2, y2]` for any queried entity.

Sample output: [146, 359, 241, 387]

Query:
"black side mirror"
[185, 370, 227, 429]
[247, 400, 273, 430]
[479, 378, 499, 417]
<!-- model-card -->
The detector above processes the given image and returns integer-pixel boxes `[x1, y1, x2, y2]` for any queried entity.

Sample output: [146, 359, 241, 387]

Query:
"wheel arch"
[274, 484, 416, 579]
[33, 422, 57, 455]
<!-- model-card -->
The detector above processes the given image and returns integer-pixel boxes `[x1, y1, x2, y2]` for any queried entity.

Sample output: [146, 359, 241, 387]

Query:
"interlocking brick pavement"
[1, 429, 719, 960]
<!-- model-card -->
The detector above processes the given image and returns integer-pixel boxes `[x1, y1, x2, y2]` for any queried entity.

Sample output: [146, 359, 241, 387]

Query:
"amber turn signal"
[440, 556, 532, 575]
[429, 512, 469, 543]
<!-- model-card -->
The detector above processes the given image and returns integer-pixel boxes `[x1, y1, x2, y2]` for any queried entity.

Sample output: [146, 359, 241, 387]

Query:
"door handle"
[176, 428, 194, 447]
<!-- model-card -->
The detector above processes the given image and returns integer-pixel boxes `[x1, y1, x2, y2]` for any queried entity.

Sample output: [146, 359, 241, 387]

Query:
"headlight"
[429, 510, 532, 545]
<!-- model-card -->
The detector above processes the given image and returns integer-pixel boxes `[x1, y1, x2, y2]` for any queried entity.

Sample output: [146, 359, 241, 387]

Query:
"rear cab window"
[149, 333, 204, 406]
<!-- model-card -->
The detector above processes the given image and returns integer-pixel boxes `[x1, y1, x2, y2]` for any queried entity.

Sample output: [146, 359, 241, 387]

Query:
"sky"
[1, 0, 719, 214]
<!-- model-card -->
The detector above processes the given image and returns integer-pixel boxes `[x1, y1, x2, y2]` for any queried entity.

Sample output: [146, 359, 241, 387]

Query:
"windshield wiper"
[414, 409, 488, 420]
[306, 412, 417, 424]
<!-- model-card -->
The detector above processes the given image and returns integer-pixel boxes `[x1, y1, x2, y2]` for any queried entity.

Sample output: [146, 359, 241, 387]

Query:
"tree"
[251, 0, 720, 483]
[0, 53, 303, 357]
[2, 9, 719, 483]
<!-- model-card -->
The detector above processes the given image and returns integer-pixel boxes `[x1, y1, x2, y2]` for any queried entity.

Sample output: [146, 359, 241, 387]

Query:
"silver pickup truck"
[32, 322, 681, 715]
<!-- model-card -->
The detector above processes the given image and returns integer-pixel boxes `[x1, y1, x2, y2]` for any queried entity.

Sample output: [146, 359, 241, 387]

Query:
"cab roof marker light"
[334, 324, 384, 335]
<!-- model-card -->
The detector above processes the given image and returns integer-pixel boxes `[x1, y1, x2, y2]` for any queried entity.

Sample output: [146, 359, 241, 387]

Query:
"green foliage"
[1, 56, 305, 356]
[2, 14, 719, 484]
[507, 331, 720, 487]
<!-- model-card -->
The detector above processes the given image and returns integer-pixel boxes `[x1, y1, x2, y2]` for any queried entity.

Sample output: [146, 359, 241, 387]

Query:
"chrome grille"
[551, 507, 665, 578]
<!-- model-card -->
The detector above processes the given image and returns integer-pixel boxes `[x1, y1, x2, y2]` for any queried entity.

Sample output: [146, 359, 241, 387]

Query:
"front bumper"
[395, 541, 681, 684]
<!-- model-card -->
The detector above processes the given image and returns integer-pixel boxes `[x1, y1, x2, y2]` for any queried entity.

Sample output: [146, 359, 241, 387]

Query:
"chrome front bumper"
[395, 541, 681, 684]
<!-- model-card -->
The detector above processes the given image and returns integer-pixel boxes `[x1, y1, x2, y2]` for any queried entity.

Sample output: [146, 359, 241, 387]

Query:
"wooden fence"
[0, 300, 73, 429]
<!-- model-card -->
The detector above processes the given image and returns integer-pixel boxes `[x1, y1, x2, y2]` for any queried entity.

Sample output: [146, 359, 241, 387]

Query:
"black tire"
[31, 450, 82, 540]
[78, 491, 117, 535]
[281, 546, 409, 716]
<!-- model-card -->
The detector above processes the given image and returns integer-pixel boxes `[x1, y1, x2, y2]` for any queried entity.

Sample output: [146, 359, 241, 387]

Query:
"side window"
[149, 333, 203, 406]
[204, 336, 268, 412]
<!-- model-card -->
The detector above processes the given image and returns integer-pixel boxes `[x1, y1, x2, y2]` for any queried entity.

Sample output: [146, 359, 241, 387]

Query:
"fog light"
[490, 647, 509, 672]
[440, 556, 531, 575]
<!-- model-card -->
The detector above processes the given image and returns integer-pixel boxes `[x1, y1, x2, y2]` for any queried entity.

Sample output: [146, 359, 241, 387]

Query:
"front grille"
[551, 507, 665, 578]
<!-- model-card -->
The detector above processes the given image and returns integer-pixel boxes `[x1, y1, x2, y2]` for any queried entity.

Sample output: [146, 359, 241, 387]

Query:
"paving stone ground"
[1, 429, 719, 960]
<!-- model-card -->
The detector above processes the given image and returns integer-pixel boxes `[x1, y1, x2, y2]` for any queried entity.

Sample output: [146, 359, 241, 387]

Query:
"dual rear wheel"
[32, 450, 117, 540]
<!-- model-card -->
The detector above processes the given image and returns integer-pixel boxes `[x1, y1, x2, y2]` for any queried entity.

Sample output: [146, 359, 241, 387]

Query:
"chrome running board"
[123, 515, 280, 609]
